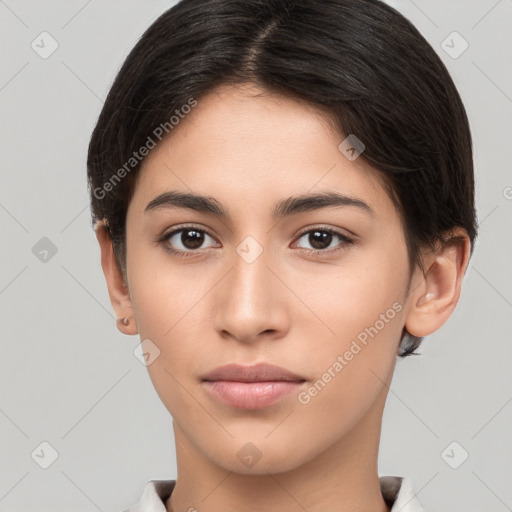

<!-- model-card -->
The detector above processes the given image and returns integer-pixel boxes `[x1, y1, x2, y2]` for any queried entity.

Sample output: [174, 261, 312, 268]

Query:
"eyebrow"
[144, 190, 375, 219]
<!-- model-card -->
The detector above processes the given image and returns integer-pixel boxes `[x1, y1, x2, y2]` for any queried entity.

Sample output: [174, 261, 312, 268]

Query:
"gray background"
[0, 0, 511, 510]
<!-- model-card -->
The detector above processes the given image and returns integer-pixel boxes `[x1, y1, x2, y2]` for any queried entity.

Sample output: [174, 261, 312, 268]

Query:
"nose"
[213, 243, 290, 344]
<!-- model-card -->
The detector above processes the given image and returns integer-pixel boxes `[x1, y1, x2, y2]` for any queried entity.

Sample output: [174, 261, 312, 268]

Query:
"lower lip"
[202, 380, 304, 410]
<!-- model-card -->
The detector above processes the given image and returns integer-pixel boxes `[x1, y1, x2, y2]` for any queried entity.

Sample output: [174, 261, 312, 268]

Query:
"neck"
[166, 385, 391, 512]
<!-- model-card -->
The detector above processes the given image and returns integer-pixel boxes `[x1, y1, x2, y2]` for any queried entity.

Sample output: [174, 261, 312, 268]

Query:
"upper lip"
[202, 363, 306, 383]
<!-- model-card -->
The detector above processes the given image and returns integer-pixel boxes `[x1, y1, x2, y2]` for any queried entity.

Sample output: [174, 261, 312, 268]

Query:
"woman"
[87, 0, 477, 510]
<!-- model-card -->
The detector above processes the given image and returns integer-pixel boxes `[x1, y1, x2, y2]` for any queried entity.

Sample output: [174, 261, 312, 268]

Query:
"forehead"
[130, 83, 395, 222]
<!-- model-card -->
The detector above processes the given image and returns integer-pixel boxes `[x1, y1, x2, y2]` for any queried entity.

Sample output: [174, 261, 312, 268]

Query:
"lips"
[201, 363, 306, 410]
[201, 362, 306, 383]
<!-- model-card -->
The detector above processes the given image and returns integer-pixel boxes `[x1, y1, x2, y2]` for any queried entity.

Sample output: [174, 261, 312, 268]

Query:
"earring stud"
[119, 317, 129, 326]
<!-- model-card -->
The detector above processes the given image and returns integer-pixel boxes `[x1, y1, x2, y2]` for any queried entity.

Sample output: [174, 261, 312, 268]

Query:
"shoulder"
[380, 475, 425, 512]
[123, 480, 176, 512]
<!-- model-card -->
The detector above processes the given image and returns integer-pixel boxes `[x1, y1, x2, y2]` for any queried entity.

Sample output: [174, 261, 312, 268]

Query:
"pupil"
[310, 230, 331, 250]
[182, 229, 204, 249]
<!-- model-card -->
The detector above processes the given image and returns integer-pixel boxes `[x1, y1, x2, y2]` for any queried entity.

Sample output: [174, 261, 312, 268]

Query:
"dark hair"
[87, 0, 478, 357]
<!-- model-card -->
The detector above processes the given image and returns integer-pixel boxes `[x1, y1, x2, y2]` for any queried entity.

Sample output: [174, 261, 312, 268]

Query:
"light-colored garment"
[124, 475, 424, 512]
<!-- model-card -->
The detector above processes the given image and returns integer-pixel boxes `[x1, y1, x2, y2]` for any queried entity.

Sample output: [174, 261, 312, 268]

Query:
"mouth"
[201, 362, 306, 410]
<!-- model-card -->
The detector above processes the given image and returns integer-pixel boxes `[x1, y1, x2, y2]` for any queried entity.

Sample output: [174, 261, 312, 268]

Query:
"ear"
[95, 220, 138, 335]
[404, 228, 472, 338]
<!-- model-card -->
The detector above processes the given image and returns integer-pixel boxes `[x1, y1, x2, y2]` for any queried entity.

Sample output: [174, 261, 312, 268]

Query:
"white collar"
[125, 475, 424, 512]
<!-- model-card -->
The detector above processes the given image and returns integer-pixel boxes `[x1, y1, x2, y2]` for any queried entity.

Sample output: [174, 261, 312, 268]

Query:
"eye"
[157, 224, 355, 258]
[293, 226, 354, 255]
[158, 225, 219, 257]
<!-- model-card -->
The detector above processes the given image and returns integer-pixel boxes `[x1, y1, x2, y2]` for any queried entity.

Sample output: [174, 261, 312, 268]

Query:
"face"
[121, 83, 416, 473]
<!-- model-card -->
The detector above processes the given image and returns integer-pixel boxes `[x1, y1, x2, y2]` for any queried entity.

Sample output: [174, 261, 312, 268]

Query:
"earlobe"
[95, 220, 138, 335]
[405, 230, 471, 338]
[116, 316, 135, 334]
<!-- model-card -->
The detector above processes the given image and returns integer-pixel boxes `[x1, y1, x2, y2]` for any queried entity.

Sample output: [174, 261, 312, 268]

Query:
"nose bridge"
[229, 234, 274, 310]
[213, 232, 287, 340]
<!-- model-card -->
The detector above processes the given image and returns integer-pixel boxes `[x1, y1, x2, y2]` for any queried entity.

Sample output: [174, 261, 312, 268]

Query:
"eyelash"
[157, 224, 355, 258]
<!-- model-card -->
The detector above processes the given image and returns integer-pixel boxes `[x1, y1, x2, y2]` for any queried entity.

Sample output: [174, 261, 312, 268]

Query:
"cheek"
[126, 249, 212, 380]
[295, 273, 404, 437]
[303, 253, 406, 344]
[126, 235, 195, 335]
[297, 248, 406, 395]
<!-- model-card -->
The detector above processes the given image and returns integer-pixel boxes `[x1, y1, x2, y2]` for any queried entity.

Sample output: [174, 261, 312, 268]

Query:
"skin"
[96, 83, 471, 512]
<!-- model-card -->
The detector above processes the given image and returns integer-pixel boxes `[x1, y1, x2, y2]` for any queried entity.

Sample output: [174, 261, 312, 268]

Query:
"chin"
[204, 437, 315, 476]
